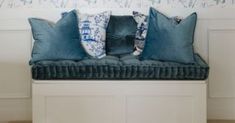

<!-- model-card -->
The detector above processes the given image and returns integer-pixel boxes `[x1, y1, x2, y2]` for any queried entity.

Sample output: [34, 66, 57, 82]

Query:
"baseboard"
[0, 121, 31, 123]
[8, 121, 31, 123]
[208, 120, 235, 123]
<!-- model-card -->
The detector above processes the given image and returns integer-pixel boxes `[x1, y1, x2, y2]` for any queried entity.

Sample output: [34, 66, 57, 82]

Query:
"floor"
[2, 120, 235, 123]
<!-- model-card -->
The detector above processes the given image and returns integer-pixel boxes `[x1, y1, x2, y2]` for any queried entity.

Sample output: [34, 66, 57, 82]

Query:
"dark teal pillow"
[141, 8, 197, 64]
[106, 16, 137, 56]
[29, 10, 86, 64]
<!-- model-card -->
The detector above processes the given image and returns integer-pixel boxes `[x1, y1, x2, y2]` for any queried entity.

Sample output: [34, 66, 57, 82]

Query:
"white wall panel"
[0, 19, 32, 122]
[207, 22, 235, 119]
[0, 30, 31, 98]
[209, 29, 235, 98]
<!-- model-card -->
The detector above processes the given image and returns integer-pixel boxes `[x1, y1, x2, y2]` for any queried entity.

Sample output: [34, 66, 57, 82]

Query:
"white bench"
[32, 8, 207, 123]
[33, 80, 206, 123]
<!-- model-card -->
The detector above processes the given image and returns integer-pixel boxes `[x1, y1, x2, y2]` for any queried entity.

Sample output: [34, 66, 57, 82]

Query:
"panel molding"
[44, 95, 114, 123]
[0, 29, 31, 99]
[0, 92, 30, 99]
[126, 95, 194, 123]
[208, 27, 235, 99]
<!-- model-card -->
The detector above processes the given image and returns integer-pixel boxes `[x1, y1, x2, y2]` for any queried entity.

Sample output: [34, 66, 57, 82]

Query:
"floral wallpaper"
[0, 0, 235, 8]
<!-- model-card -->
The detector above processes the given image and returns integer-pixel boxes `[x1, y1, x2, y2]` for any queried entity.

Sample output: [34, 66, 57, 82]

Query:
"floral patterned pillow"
[132, 11, 148, 56]
[77, 11, 111, 58]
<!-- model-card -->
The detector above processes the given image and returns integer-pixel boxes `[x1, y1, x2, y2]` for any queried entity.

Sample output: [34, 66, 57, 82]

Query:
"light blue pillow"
[141, 7, 197, 64]
[29, 10, 86, 64]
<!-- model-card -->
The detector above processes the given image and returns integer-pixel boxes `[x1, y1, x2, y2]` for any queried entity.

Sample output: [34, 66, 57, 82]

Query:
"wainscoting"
[0, 7, 235, 121]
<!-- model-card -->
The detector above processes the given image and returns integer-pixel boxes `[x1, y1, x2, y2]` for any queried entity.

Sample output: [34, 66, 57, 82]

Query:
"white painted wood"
[33, 80, 206, 84]
[0, 27, 32, 121]
[207, 21, 235, 119]
[32, 81, 207, 123]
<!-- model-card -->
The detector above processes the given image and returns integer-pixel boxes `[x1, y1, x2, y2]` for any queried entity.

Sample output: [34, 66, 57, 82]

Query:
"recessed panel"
[127, 96, 193, 123]
[0, 30, 31, 98]
[209, 30, 235, 97]
[46, 96, 114, 123]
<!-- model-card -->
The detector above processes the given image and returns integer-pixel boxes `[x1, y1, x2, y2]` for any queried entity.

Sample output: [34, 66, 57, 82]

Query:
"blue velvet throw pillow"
[28, 10, 86, 64]
[106, 16, 137, 56]
[141, 7, 197, 64]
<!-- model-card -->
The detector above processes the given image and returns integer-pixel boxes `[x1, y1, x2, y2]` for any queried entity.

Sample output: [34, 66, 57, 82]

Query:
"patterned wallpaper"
[0, 0, 235, 8]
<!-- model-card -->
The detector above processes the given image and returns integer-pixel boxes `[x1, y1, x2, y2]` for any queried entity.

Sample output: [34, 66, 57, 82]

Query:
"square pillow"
[106, 15, 137, 56]
[28, 10, 86, 64]
[140, 7, 197, 64]
[132, 11, 148, 56]
[132, 11, 183, 56]
[77, 11, 111, 59]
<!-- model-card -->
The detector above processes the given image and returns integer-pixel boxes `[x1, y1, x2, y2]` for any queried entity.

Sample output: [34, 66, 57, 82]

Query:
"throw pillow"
[140, 7, 197, 64]
[132, 11, 183, 56]
[132, 11, 148, 56]
[106, 15, 137, 56]
[28, 10, 86, 64]
[77, 11, 111, 59]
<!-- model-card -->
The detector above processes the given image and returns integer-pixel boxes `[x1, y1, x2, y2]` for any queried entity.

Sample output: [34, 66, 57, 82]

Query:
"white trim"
[208, 27, 235, 99]
[0, 93, 30, 99]
[33, 80, 207, 84]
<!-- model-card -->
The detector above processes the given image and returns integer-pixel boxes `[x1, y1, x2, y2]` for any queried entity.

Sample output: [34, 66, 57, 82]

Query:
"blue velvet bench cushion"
[31, 54, 209, 80]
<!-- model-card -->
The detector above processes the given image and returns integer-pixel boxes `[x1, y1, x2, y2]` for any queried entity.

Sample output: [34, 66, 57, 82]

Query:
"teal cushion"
[28, 10, 86, 64]
[106, 16, 137, 56]
[31, 54, 209, 80]
[141, 8, 197, 64]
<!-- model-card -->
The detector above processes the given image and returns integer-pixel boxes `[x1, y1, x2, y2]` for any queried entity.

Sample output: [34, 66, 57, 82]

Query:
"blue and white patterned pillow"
[77, 11, 111, 58]
[132, 11, 148, 56]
